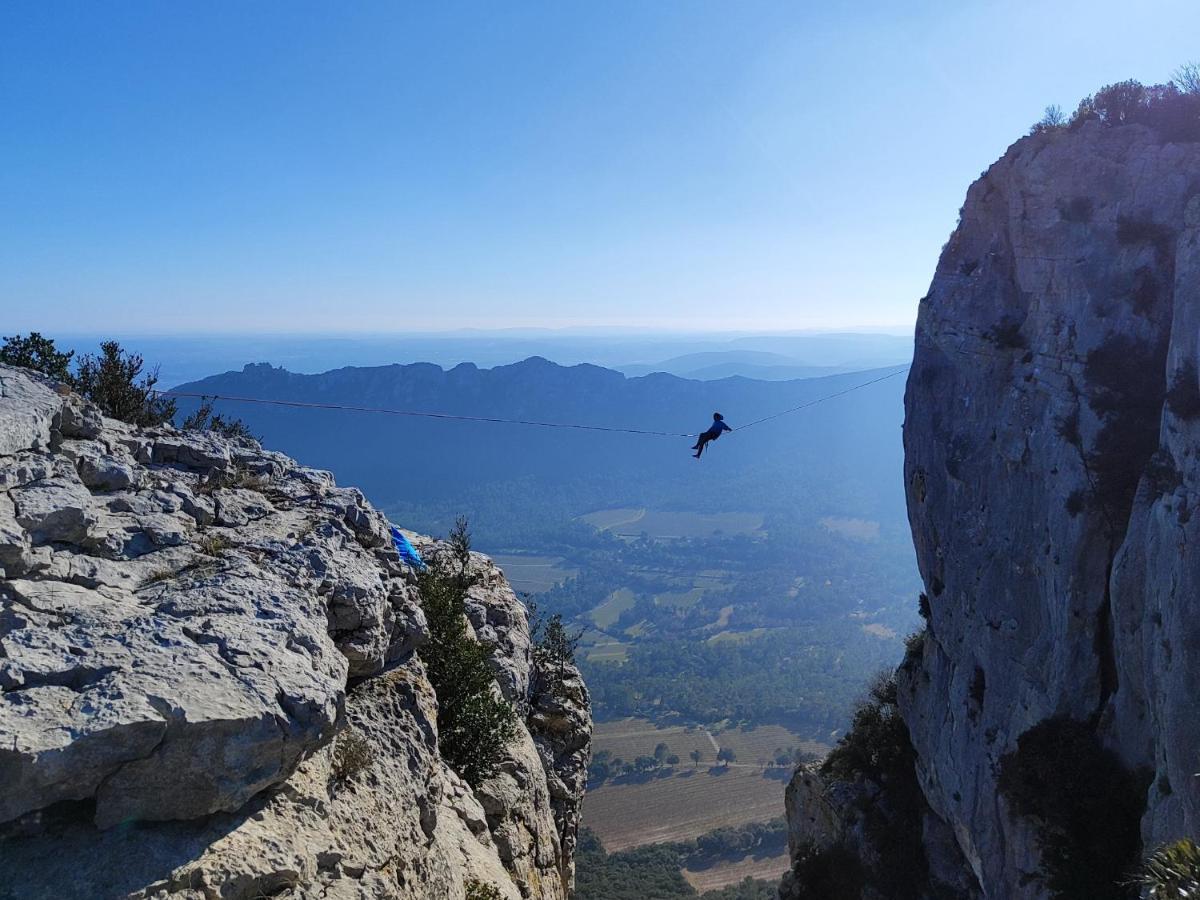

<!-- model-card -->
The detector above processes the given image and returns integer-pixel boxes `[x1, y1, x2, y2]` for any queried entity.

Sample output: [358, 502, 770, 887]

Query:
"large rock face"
[0, 364, 591, 899]
[901, 121, 1200, 894]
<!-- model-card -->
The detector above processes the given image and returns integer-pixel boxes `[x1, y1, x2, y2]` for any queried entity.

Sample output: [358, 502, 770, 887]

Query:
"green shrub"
[821, 672, 909, 784]
[1068, 79, 1200, 142]
[74, 340, 176, 426]
[0, 332, 74, 381]
[998, 717, 1148, 899]
[1137, 838, 1200, 899]
[419, 517, 516, 787]
[465, 881, 504, 900]
[180, 396, 258, 441]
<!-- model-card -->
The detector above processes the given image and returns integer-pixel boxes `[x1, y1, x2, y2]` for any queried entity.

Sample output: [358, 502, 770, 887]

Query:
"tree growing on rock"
[74, 340, 177, 426]
[419, 516, 517, 787]
[531, 608, 582, 695]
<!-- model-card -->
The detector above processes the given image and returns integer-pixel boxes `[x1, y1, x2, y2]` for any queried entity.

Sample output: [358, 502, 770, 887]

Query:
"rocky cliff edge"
[0, 363, 591, 900]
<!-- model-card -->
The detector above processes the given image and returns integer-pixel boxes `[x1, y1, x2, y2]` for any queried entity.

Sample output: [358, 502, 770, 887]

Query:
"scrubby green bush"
[73, 340, 177, 426]
[998, 717, 1148, 899]
[465, 881, 504, 900]
[0, 332, 74, 381]
[419, 517, 516, 787]
[180, 396, 257, 441]
[1065, 76, 1200, 142]
[821, 672, 909, 784]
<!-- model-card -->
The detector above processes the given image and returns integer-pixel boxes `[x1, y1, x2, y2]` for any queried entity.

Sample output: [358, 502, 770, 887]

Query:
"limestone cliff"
[0, 364, 591, 900]
[783, 118, 1200, 897]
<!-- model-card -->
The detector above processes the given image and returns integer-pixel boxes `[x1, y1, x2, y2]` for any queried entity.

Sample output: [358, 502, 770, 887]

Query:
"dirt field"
[682, 850, 792, 892]
[583, 765, 788, 852]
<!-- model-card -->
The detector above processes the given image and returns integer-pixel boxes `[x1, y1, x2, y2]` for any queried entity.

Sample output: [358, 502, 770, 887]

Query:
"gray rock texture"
[902, 120, 1200, 896]
[782, 120, 1200, 898]
[0, 364, 590, 899]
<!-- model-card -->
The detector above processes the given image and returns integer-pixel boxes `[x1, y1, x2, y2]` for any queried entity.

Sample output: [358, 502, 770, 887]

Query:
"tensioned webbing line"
[157, 364, 909, 439]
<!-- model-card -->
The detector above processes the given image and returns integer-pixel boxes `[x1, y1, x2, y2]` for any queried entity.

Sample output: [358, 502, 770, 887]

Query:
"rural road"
[699, 726, 721, 753]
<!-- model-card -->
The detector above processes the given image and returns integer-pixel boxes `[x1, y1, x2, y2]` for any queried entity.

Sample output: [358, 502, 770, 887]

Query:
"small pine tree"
[532, 611, 582, 694]
[180, 396, 257, 441]
[74, 340, 176, 426]
[0, 332, 74, 381]
[419, 516, 516, 787]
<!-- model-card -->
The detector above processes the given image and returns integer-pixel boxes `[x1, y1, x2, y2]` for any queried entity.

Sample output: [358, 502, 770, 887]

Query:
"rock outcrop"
[783, 119, 1200, 897]
[0, 364, 591, 900]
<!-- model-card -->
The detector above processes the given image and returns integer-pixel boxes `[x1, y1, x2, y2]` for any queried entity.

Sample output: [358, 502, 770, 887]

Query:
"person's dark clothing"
[692, 417, 732, 458]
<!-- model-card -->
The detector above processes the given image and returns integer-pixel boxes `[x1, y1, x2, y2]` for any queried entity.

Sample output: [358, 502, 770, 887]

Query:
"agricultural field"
[682, 850, 791, 893]
[583, 766, 787, 852]
[592, 719, 715, 764]
[580, 507, 765, 540]
[819, 516, 881, 541]
[707, 723, 828, 767]
[589, 588, 637, 628]
[581, 627, 631, 663]
[488, 554, 577, 594]
[585, 718, 824, 855]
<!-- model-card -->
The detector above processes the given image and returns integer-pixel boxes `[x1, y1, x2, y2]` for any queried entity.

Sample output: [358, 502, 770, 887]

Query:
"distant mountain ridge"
[174, 356, 909, 542]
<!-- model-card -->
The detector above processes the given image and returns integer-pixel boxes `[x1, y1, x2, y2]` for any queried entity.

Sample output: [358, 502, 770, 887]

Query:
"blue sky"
[3, 1, 1199, 334]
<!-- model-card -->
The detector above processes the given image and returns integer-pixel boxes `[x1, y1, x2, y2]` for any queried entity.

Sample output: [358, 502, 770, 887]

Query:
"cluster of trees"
[1032, 65, 1200, 143]
[1, 332, 177, 426]
[588, 743, 685, 785]
[574, 826, 781, 900]
[1, 332, 253, 437]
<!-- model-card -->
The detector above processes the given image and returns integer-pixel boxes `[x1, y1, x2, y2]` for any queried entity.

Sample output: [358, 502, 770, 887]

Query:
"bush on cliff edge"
[418, 517, 517, 788]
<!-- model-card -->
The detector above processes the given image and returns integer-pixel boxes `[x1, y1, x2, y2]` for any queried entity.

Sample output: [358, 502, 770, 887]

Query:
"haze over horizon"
[5, 1, 1200, 335]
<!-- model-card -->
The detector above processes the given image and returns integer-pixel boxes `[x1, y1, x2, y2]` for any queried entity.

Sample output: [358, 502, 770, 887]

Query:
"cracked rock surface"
[0, 364, 591, 900]
[900, 122, 1200, 894]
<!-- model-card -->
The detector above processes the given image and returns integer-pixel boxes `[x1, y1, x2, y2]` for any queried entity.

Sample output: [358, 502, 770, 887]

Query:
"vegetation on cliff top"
[1032, 64, 1200, 142]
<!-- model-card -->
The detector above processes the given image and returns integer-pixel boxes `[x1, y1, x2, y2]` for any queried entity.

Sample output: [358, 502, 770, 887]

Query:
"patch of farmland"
[583, 766, 787, 852]
[709, 724, 829, 767]
[589, 588, 636, 629]
[582, 628, 631, 663]
[593, 719, 713, 765]
[488, 554, 577, 594]
[682, 850, 791, 893]
[581, 507, 764, 539]
[653, 587, 705, 609]
[819, 516, 881, 541]
[579, 507, 646, 530]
